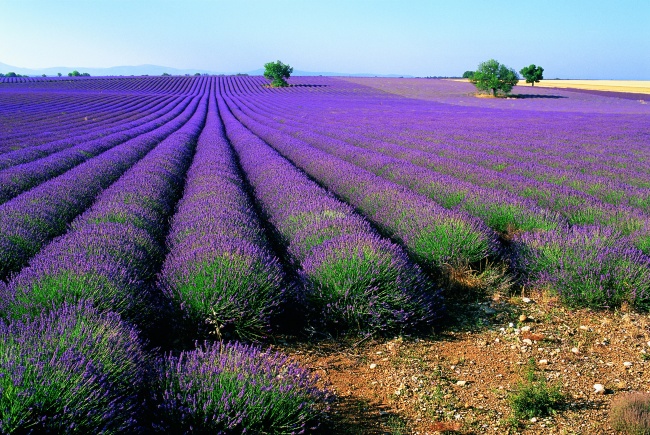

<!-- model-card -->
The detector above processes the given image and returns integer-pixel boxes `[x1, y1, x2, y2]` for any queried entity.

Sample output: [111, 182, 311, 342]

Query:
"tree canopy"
[470, 59, 519, 97]
[520, 64, 544, 86]
[263, 60, 293, 87]
[462, 71, 475, 79]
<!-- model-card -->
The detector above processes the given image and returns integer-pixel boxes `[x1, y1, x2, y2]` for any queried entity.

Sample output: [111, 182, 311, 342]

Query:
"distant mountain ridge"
[0, 61, 413, 78]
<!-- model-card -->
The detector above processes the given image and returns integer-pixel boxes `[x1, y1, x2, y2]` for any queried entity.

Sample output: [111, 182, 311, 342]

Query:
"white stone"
[523, 339, 533, 345]
[593, 384, 605, 394]
[522, 297, 532, 303]
[456, 380, 468, 386]
[521, 326, 531, 332]
[571, 347, 580, 354]
[624, 361, 633, 368]
[530, 417, 538, 423]
[539, 359, 549, 365]
[369, 363, 377, 369]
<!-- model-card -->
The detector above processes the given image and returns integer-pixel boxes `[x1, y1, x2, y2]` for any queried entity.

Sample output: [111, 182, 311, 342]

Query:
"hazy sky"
[1, 0, 649, 79]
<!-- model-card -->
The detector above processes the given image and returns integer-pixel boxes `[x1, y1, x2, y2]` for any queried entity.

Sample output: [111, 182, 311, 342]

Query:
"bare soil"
[273, 290, 650, 434]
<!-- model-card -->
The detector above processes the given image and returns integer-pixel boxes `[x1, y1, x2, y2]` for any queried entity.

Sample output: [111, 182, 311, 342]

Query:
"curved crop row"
[158, 90, 285, 341]
[221, 91, 499, 274]
[0, 96, 191, 204]
[0, 91, 202, 280]
[0, 95, 176, 168]
[2, 82, 207, 326]
[0, 94, 139, 146]
[218, 93, 442, 334]
[236, 91, 650, 254]
[228, 93, 564, 235]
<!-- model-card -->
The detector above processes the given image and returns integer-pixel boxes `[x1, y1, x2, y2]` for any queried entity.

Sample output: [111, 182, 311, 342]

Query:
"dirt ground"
[274, 290, 650, 434]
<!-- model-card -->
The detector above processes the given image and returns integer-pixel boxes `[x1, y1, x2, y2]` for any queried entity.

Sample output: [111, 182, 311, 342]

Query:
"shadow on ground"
[510, 94, 567, 99]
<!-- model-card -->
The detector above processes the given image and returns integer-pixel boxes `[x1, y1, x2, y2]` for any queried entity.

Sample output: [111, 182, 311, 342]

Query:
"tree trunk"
[492, 88, 496, 97]
[531, 82, 534, 87]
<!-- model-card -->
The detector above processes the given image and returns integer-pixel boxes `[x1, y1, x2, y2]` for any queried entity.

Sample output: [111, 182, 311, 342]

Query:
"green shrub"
[509, 359, 565, 419]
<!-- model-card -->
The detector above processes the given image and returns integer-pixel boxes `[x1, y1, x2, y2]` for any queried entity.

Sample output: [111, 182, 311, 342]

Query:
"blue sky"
[1, 0, 649, 79]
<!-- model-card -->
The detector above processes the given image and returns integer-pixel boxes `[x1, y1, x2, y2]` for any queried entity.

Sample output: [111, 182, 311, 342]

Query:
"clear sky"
[1, 0, 649, 79]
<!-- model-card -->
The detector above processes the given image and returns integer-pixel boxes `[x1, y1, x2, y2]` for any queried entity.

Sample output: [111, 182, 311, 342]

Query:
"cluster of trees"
[464, 60, 544, 96]
[68, 70, 91, 77]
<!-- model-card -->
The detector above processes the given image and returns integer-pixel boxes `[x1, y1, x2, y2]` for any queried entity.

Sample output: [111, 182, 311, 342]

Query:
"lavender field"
[1, 75, 650, 432]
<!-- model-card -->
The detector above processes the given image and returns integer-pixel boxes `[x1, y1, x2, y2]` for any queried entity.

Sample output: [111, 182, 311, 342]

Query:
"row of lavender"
[0, 77, 200, 151]
[221, 75, 650, 310]
[0, 95, 169, 153]
[0, 78, 331, 432]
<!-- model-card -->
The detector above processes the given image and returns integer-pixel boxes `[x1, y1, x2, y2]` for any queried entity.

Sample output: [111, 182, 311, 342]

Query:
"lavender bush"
[512, 226, 650, 309]
[610, 392, 650, 435]
[0, 303, 147, 433]
[152, 341, 328, 433]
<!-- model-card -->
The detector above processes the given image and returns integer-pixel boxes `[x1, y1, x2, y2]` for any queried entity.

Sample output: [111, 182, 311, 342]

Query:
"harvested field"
[515, 80, 650, 95]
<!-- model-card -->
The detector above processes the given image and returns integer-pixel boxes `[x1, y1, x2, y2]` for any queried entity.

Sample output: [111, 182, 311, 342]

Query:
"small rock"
[579, 325, 590, 331]
[624, 361, 633, 368]
[520, 326, 531, 332]
[593, 384, 605, 394]
[369, 363, 377, 369]
[530, 417, 538, 423]
[571, 347, 580, 354]
[539, 359, 549, 365]
[508, 322, 515, 328]
[456, 380, 468, 386]
[647, 341, 650, 347]
[522, 297, 533, 303]
[519, 315, 528, 322]
[523, 338, 533, 345]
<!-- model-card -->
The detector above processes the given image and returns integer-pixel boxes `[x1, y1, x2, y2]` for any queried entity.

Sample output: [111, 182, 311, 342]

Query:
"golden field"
[516, 79, 650, 94]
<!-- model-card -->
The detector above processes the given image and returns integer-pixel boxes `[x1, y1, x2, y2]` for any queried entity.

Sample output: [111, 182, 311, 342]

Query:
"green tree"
[68, 70, 81, 77]
[471, 59, 519, 97]
[57, 72, 62, 77]
[263, 60, 293, 87]
[520, 64, 544, 86]
[6, 72, 17, 78]
[462, 70, 475, 79]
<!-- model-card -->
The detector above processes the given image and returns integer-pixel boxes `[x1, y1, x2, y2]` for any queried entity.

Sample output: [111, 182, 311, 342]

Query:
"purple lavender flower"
[152, 341, 329, 433]
[0, 302, 147, 433]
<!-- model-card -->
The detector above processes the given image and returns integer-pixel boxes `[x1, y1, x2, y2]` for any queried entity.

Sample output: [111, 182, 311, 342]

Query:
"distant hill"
[0, 62, 216, 77]
[0, 61, 413, 78]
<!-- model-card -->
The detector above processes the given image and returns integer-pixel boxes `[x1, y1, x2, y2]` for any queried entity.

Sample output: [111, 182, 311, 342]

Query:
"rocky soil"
[274, 290, 650, 434]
